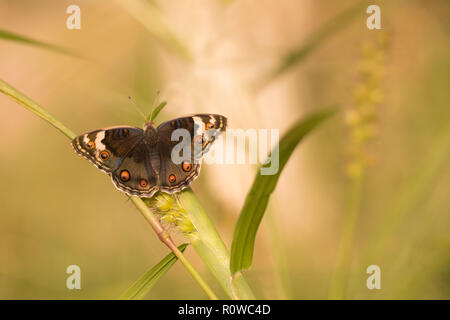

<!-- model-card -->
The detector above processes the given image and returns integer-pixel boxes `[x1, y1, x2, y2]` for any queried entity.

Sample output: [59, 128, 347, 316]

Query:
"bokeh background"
[0, 0, 449, 299]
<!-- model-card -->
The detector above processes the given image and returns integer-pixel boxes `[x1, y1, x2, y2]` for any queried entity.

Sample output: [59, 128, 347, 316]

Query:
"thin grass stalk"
[115, 0, 192, 60]
[328, 33, 388, 299]
[0, 29, 81, 58]
[328, 172, 364, 299]
[176, 189, 256, 300]
[0, 79, 76, 140]
[363, 119, 450, 263]
[265, 208, 293, 299]
[130, 196, 218, 299]
[256, 0, 366, 90]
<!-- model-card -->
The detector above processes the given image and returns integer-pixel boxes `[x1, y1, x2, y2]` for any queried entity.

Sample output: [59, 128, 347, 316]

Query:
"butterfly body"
[72, 114, 227, 198]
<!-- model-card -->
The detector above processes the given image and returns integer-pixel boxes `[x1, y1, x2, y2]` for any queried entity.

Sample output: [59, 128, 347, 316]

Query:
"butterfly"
[71, 114, 227, 198]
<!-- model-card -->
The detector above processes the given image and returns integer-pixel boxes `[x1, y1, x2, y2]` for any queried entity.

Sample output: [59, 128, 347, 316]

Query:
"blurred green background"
[0, 0, 449, 299]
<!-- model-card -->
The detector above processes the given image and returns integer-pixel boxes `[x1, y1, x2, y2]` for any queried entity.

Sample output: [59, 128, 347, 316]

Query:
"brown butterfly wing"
[71, 126, 143, 173]
[72, 126, 159, 197]
[156, 114, 227, 193]
[110, 141, 159, 197]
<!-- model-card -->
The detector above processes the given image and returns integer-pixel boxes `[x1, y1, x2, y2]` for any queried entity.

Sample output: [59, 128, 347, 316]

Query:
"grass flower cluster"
[345, 32, 389, 179]
[143, 193, 198, 240]
[329, 32, 389, 299]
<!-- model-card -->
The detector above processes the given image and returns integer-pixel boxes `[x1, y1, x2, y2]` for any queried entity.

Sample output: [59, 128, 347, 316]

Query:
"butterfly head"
[144, 121, 158, 145]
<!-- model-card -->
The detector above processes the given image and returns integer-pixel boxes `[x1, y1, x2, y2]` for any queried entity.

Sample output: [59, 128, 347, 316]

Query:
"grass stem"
[328, 172, 364, 299]
[177, 189, 256, 299]
[130, 197, 218, 299]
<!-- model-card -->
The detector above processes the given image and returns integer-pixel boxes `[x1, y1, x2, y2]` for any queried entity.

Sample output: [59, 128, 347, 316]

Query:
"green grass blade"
[119, 243, 189, 300]
[115, 0, 192, 60]
[0, 29, 81, 58]
[230, 107, 337, 274]
[178, 189, 256, 299]
[256, 1, 365, 89]
[150, 101, 167, 121]
[0, 79, 77, 140]
[364, 119, 450, 262]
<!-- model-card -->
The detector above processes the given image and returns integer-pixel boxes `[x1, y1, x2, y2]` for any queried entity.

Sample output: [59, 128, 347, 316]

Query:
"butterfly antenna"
[128, 96, 146, 121]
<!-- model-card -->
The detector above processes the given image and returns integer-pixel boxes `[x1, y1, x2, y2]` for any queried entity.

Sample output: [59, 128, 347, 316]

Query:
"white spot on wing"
[95, 131, 106, 151]
[192, 116, 204, 138]
[83, 134, 90, 145]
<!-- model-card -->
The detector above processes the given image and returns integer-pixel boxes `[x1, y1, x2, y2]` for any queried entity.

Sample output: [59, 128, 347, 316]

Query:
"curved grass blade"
[230, 107, 337, 274]
[119, 243, 189, 300]
[115, 0, 192, 60]
[178, 189, 256, 299]
[0, 29, 81, 58]
[256, 0, 365, 89]
[364, 119, 450, 262]
[150, 101, 167, 122]
[0, 79, 76, 139]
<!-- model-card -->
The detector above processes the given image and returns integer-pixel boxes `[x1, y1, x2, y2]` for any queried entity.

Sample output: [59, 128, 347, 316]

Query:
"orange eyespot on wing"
[120, 170, 130, 181]
[168, 174, 176, 183]
[100, 151, 110, 160]
[86, 141, 95, 149]
[140, 179, 148, 187]
[206, 123, 214, 130]
[182, 162, 192, 172]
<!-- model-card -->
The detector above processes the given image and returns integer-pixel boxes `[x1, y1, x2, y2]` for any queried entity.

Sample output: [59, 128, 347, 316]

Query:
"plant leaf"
[0, 79, 77, 140]
[0, 29, 81, 58]
[230, 108, 337, 274]
[119, 243, 189, 300]
[178, 189, 256, 299]
[150, 101, 167, 122]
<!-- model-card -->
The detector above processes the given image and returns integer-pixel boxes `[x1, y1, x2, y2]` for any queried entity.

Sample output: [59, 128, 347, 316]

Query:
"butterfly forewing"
[72, 126, 143, 173]
[72, 126, 159, 197]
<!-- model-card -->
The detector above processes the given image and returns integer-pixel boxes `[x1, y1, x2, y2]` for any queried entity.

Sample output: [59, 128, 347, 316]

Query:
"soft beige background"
[0, 0, 449, 299]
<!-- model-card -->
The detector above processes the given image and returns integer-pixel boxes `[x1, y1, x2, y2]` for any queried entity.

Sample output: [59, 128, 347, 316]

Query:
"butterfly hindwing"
[156, 137, 201, 193]
[110, 141, 159, 197]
